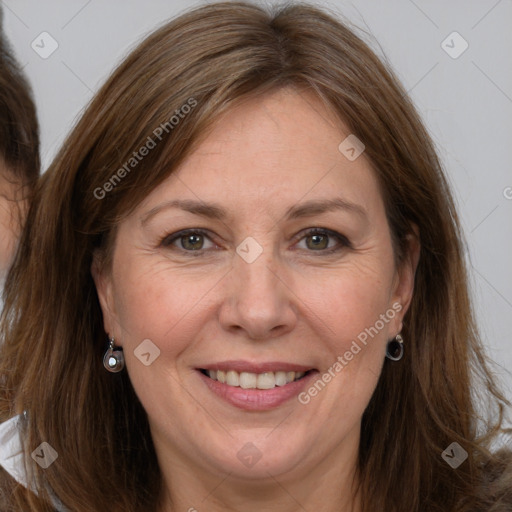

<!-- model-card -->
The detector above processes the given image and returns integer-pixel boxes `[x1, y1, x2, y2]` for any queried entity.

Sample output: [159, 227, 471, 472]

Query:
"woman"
[0, 2, 510, 511]
[0, 5, 39, 294]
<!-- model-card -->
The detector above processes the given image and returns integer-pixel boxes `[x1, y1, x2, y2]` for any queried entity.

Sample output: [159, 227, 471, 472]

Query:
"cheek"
[109, 260, 220, 423]
[301, 261, 396, 350]
[111, 256, 222, 358]
[294, 267, 393, 419]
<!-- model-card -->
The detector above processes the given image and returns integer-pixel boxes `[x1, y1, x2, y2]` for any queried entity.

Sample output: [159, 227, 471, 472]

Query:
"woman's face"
[94, 88, 417, 484]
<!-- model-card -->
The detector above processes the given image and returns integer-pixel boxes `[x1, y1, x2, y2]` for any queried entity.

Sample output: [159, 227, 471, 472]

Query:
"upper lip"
[199, 360, 315, 373]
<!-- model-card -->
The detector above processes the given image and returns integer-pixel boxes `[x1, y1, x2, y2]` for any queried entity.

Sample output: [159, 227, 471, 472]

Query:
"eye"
[295, 228, 350, 253]
[160, 229, 217, 252]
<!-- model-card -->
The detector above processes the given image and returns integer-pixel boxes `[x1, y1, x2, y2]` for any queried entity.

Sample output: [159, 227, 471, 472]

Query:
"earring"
[385, 333, 404, 361]
[103, 337, 125, 373]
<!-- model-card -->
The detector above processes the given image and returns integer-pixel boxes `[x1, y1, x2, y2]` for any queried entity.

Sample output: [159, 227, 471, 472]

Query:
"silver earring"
[385, 333, 404, 361]
[103, 337, 125, 373]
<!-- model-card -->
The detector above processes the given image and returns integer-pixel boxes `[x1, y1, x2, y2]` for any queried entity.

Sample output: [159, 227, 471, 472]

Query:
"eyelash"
[159, 228, 351, 255]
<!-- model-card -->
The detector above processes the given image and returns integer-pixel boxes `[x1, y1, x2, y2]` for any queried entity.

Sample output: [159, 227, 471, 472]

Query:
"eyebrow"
[141, 199, 227, 226]
[284, 198, 367, 220]
[140, 197, 367, 226]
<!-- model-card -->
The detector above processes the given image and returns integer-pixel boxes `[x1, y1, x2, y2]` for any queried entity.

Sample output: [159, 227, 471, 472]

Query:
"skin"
[0, 160, 25, 285]
[93, 87, 419, 512]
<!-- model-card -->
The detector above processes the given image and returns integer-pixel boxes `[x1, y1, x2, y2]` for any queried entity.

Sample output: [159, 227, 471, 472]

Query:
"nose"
[218, 248, 298, 341]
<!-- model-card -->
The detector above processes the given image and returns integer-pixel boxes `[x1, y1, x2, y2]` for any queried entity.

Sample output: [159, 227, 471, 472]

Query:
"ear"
[390, 226, 420, 333]
[91, 250, 122, 345]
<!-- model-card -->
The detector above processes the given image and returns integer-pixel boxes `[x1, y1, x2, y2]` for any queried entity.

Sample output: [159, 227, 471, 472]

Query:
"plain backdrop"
[2, 0, 511, 397]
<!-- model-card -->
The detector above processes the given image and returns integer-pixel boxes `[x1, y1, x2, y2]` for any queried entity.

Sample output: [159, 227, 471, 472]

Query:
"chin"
[199, 430, 313, 481]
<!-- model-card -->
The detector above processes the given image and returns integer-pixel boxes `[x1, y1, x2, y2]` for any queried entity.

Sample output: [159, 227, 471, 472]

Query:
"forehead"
[135, 88, 384, 221]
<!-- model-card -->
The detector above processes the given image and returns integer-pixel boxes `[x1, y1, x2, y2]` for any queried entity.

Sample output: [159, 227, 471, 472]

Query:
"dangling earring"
[385, 333, 404, 361]
[103, 337, 125, 373]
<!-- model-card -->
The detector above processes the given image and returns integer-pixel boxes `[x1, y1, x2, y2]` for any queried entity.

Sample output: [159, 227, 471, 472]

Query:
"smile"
[200, 369, 310, 389]
[197, 362, 318, 410]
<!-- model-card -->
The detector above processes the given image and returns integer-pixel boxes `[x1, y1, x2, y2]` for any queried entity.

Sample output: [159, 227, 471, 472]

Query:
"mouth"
[196, 362, 319, 411]
[199, 368, 313, 390]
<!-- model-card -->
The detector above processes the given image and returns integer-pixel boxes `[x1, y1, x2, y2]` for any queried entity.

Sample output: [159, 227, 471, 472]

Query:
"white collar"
[0, 413, 28, 487]
[0, 413, 67, 511]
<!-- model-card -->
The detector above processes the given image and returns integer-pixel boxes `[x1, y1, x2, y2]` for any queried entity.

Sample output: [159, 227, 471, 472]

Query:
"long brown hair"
[1, 2, 510, 511]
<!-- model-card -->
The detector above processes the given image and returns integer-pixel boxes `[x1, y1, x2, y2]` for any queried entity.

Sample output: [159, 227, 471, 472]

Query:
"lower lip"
[198, 370, 319, 411]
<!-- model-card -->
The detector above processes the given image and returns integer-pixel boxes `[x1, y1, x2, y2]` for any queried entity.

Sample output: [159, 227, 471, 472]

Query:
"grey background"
[2, 0, 511, 397]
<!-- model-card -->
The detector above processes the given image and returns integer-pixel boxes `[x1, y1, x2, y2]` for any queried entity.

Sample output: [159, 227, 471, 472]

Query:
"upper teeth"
[207, 370, 306, 389]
